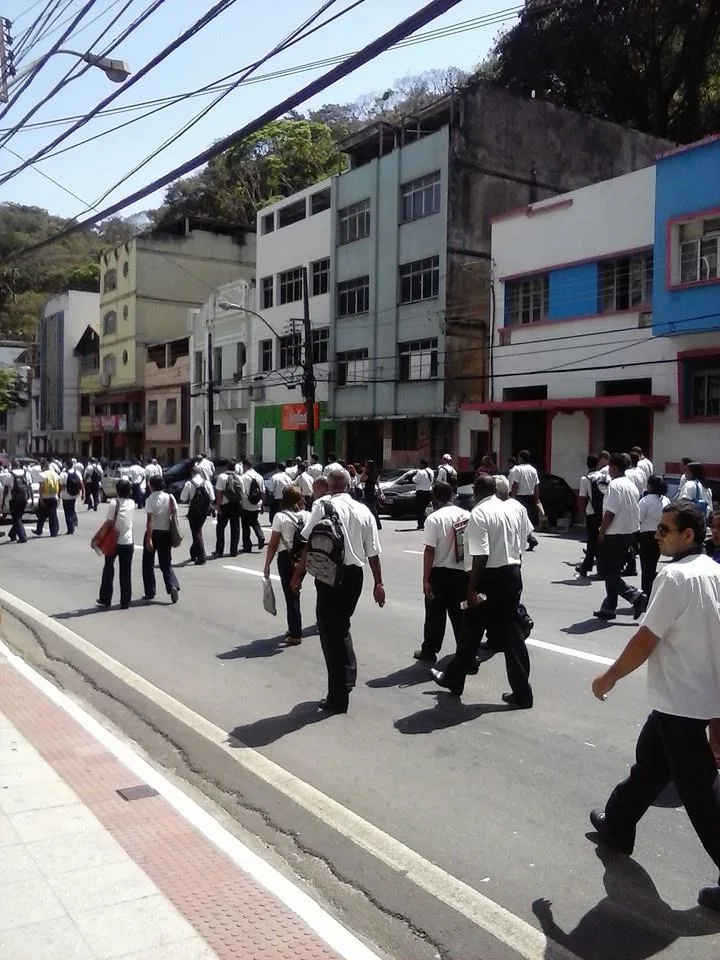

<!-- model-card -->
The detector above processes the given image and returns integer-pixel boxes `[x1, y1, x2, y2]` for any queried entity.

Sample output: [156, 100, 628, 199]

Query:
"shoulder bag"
[169, 495, 183, 548]
[97, 500, 120, 557]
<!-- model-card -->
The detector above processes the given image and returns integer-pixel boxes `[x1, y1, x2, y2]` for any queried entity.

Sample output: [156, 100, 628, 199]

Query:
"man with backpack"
[84, 458, 103, 511]
[291, 464, 385, 714]
[60, 460, 85, 535]
[34, 458, 60, 537]
[436, 454, 458, 490]
[577, 453, 609, 578]
[414, 459, 435, 530]
[214, 459, 243, 557]
[6, 459, 33, 543]
[181, 463, 214, 564]
[239, 458, 266, 553]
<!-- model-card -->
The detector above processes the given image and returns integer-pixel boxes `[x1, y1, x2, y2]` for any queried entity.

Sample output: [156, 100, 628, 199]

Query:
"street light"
[7, 49, 131, 89]
[218, 301, 282, 340]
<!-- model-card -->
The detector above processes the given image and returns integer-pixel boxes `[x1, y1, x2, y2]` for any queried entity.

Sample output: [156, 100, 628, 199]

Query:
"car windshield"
[164, 459, 192, 479]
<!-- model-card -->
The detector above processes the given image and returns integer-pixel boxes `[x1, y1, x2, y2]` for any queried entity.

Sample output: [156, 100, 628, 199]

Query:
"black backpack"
[189, 481, 212, 518]
[65, 472, 81, 496]
[589, 475, 606, 517]
[223, 471, 242, 504]
[282, 511, 306, 565]
[247, 475, 263, 506]
[306, 500, 345, 586]
[10, 472, 28, 503]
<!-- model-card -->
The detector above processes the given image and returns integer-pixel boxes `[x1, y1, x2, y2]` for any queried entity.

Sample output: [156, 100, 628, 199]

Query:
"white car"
[100, 460, 133, 502]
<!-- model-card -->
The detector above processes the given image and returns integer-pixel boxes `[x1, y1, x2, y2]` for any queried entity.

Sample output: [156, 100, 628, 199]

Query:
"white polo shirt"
[240, 468, 264, 512]
[642, 553, 720, 718]
[638, 493, 670, 533]
[625, 466, 646, 496]
[307, 462, 323, 479]
[296, 471, 314, 498]
[302, 492, 381, 567]
[145, 491, 177, 531]
[414, 467, 434, 492]
[424, 504, 470, 570]
[107, 497, 135, 546]
[270, 471, 292, 500]
[508, 463, 539, 496]
[272, 509, 310, 552]
[637, 456, 654, 481]
[603, 476, 640, 535]
[465, 495, 525, 570]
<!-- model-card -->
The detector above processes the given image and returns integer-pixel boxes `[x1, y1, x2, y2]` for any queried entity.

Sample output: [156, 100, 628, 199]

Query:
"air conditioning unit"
[248, 384, 265, 401]
[638, 310, 652, 328]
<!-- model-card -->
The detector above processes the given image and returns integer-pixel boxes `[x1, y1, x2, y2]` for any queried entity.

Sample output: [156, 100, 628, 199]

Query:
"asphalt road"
[2, 506, 720, 960]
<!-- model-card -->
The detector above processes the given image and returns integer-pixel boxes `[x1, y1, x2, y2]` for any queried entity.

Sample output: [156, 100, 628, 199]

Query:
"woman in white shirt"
[91, 478, 136, 609]
[263, 485, 310, 645]
[143, 475, 180, 603]
[637, 475, 671, 599]
[677, 462, 713, 519]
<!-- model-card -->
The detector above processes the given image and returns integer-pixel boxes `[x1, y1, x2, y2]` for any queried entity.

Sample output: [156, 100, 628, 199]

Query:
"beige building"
[95, 216, 255, 459]
[74, 324, 101, 458]
[144, 337, 190, 463]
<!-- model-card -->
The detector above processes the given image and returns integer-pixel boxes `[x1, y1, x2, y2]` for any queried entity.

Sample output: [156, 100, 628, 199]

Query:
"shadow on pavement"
[394, 691, 511, 734]
[52, 601, 150, 619]
[562, 619, 633, 635]
[366, 662, 435, 689]
[227, 700, 330, 747]
[217, 625, 319, 661]
[533, 845, 720, 960]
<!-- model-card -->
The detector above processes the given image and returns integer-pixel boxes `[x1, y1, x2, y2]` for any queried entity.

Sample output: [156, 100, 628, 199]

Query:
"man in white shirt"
[591, 501, 720, 913]
[630, 445, 653, 484]
[84, 458, 103, 511]
[285, 457, 301, 480]
[413, 459, 435, 530]
[214, 460, 243, 557]
[436, 453, 458, 489]
[268, 462, 292, 521]
[239, 458, 266, 553]
[292, 465, 385, 714]
[144, 458, 163, 482]
[625, 451, 646, 496]
[181, 464, 214, 564]
[59, 460, 85, 535]
[577, 454, 607, 577]
[296, 461, 314, 500]
[595, 453, 643, 621]
[196, 453, 215, 482]
[414, 481, 469, 664]
[128, 459, 146, 506]
[307, 454, 323, 480]
[508, 449, 540, 551]
[432, 474, 533, 707]
[34, 458, 60, 538]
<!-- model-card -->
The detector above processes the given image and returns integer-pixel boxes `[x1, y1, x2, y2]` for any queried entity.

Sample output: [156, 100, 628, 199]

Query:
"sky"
[0, 0, 517, 221]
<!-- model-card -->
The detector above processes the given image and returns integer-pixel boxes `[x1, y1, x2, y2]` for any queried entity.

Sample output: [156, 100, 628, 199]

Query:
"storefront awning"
[461, 394, 670, 414]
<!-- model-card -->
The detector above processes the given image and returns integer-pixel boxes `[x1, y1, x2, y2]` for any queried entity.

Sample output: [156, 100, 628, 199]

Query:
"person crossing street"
[181, 464, 214, 565]
[239, 458, 266, 553]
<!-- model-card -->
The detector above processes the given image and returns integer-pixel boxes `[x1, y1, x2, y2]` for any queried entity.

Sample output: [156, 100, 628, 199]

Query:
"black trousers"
[442, 564, 532, 702]
[517, 495, 539, 545]
[61, 497, 78, 534]
[86, 481, 100, 510]
[277, 550, 302, 638]
[269, 499, 282, 522]
[240, 508, 265, 552]
[599, 533, 642, 613]
[215, 502, 240, 556]
[99, 543, 134, 607]
[581, 514, 601, 573]
[9, 499, 27, 542]
[415, 490, 431, 529]
[35, 497, 59, 537]
[315, 565, 363, 707]
[421, 567, 468, 657]
[142, 529, 179, 598]
[188, 512, 207, 563]
[604, 711, 720, 883]
[638, 531, 661, 598]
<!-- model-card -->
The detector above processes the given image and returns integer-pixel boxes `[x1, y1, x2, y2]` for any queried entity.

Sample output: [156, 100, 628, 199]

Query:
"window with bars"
[102, 354, 116, 378]
[259, 338, 273, 372]
[261, 275, 274, 309]
[681, 355, 720, 419]
[79, 354, 98, 373]
[278, 267, 303, 304]
[102, 311, 117, 336]
[279, 334, 302, 369]
[398, 339, 438, 381]
[165, 398, 177, 424]
[147, 400, 158, 425]
[399, 256, 440, 304]
[400, 171, 441, 222]
[337, 349, 368, 386]
[505, 274, 549, 325]
[311, 258, 330, 296]
[311, 327, 329, 364]
[103, 269, 117, 293]
[337, 276, 369, 316]
[338, 199, 370, 244]
[678, 217, 720, 284]
[598, 253, 653, 312]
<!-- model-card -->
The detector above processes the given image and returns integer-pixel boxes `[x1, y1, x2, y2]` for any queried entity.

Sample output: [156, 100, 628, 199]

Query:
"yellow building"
[97, 217, 255, 459]
[73, 324, 101, 458]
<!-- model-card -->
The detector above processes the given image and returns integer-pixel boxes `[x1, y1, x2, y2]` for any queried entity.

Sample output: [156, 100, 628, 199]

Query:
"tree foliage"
[488, 0, 720, 142]
[0, 368, 18, 414]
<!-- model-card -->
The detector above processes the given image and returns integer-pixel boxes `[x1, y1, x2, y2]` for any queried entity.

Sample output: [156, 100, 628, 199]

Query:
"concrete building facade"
[144, 337, 190, 463]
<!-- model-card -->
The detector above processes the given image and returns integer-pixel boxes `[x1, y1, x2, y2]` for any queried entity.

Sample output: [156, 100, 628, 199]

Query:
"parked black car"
[454, 473, 578, 527]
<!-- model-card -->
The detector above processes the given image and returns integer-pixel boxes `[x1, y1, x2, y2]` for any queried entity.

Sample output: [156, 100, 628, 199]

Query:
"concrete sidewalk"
[0, 648, 369, 960]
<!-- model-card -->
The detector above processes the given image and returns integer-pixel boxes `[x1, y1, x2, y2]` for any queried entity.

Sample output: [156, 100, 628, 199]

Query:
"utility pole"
[301, 266, 315, 460]
[207, 329, 214, 457]
[0, 19, 15, 104]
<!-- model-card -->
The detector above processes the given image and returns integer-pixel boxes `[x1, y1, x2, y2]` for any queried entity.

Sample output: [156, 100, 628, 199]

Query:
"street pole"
[301, 266, 315, 460]
[207, 329, 214, 457]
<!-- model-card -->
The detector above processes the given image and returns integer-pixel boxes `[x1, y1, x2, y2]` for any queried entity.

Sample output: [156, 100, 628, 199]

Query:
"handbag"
[96, 500, 120, 557]
[169, 496, 183, 549]
[262, 576, 277, 616]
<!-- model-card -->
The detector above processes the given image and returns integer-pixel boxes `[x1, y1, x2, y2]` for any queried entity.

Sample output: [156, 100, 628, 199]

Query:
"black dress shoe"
[632, 593, 647, 619]
[698, 886, 720, 912]
[413, 649, 436, 664]
[502, 692, 533, 709]
[430, 668, 461, 695]
[589, 809, 634, 855]
[318, 698, 348, 714]
[593, 609, 617, 621]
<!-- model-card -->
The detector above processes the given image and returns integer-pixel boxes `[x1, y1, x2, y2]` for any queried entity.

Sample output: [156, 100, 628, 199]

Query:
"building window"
[213, 346, 222, 384]
[194, 350, 203, 385]
[79, 353, 98, 373]
[122, 350, 128, 366]
[311, 258, 329, 296]
[337, 349, 368, 386]
[80, 395, 91, 416]
[102, 354, 116, 378]
[311, 327, 329, 364]
[505, 274, 549, 325]
[102, 310, 117, 336]
[259, 338, 273, 372]
[599, 253, 653, 312]
[681, 355, 720, 418]
[261, 275, 274, 309]
[165, 398, 178, 424]
[147, 400, 158, 425]
[278, 267, 303, 304]
[392, 419, 418, 450]
[400, 171, 441, 222]
[123, 305, 129, 320]
[399, 338, 439, 381]
[261, 213, 274, 234]
[103, 268, 117, 293]
[338, 199, 370, 245]
[279, 333, 302, 369]
[122, 262, 129, 278]
[236, 341, 246, 376]
[278, 198, 306, 228]
[399, 256, 440, 304]
[337, 275, 369, 317]
[311, 189, 331, 214]
[678, 216, 720, 284]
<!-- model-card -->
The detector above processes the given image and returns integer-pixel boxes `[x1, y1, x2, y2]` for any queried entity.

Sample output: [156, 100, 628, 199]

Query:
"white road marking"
[527, 637, 614, 667]
[403, 550, 424, 555]
[223, 564, 281, 582]
[0, 588, 580, 960]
